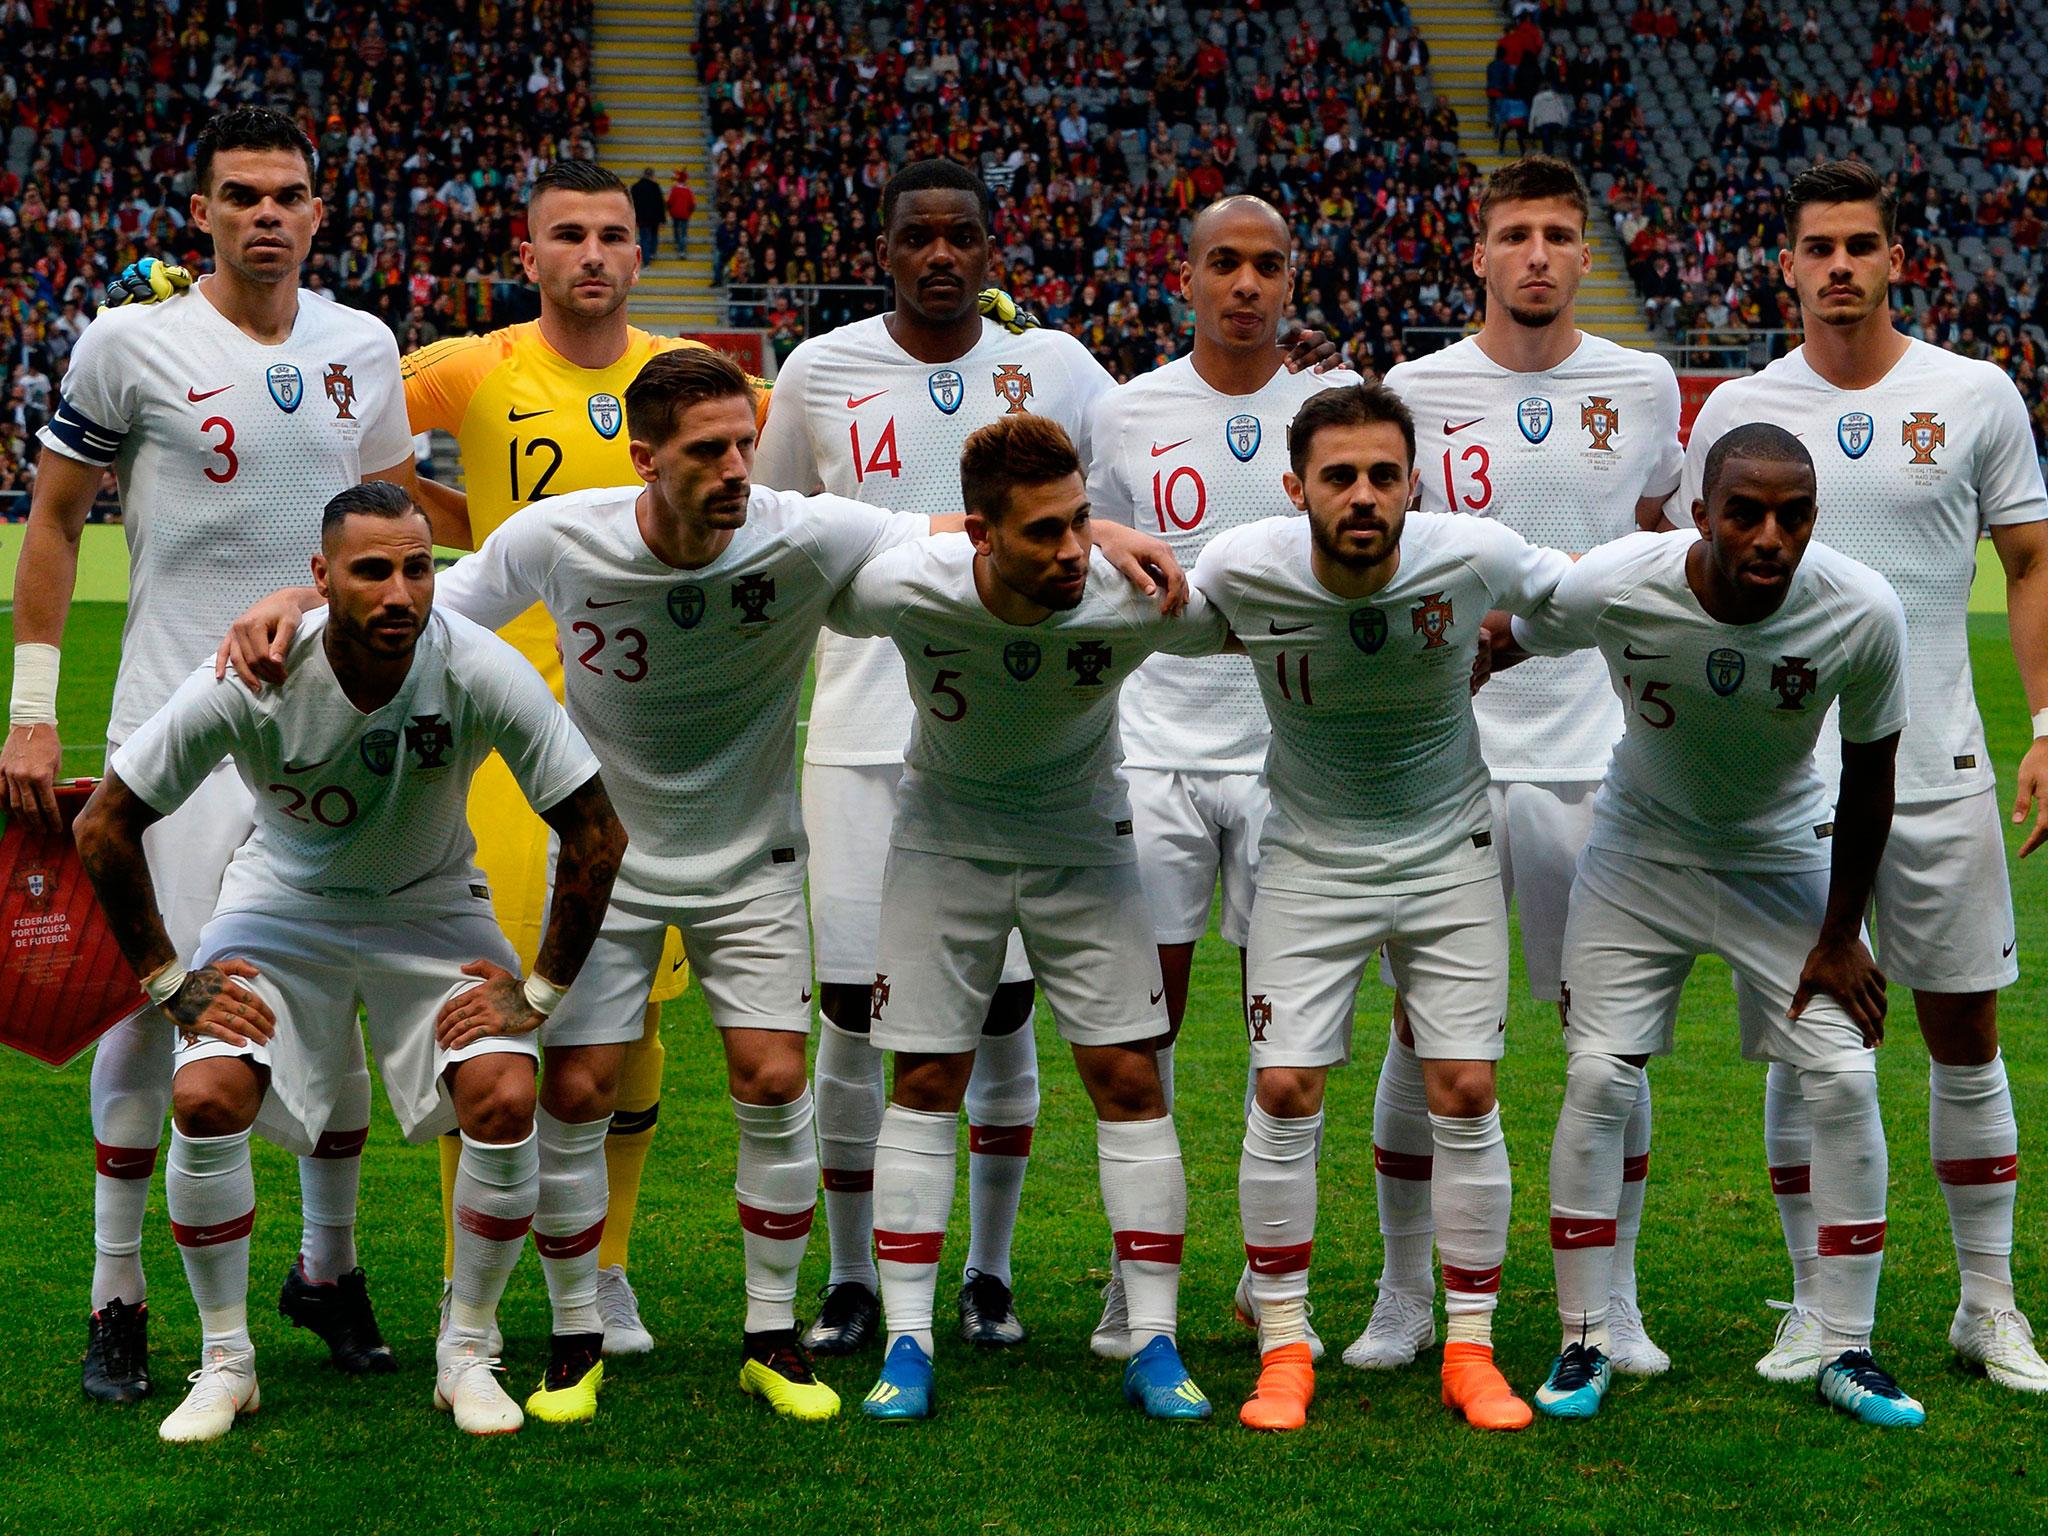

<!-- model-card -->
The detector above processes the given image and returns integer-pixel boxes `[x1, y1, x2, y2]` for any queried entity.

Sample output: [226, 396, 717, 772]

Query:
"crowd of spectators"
[2, 0, 604, 512]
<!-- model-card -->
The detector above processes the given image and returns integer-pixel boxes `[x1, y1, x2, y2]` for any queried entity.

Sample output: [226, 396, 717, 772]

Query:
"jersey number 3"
[201, 416, 238, 484]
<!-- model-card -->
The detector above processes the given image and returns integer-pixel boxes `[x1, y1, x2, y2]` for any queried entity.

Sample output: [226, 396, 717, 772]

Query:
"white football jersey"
[1088, 355, 1366, 773]
[828, 537, 1229, 866]
[1194, 513, 1572, 895]
[112, 608, 595, 923]
[435, 483, 928, 905]
[754, 314, 1117, 766]
[1385, 333, 1683, 783]
[38, 283, 413, 743]
[1513, 531, 1909, 872]
[1680, 338, 2045, 805]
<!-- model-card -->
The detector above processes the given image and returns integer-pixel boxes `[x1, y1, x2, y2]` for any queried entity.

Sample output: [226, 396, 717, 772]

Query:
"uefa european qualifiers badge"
[359, 728, 398, 774]
[1225, 413, 1261, 463]
[666, 583, 705, 629]
[1003, 639, 1041, 680]
[267, 363, 304, 413]
[1516, 396, 1552, 443]
[1837, 411, 1874, 459]
[588, 392, 623, 440]
[1350, 606, 1387, 653]
[1706, 647, 1745, 697]
[929, 368, 964, 414]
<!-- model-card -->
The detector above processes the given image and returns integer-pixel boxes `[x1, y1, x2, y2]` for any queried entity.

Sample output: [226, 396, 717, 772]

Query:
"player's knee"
[170, 1062, 260, 1138]
[1916, 990, 1999, 1065]
[1800, 1067, 1880, 1125]
[892, 1052, 974, 1113]
[1563, 1051, 1642, 1121]
[728, 1042, 808, 1106]
[1080, 1044, 1166, 1119]
[819, 983, 873, 1035]
[452, 1056, 537, 1144]
[979, 980, 1035, 1038]
[1423, 1060, 1497, 1119]
[539, 1054, 618, 1123]
[1253, 1067, 1324, 1119]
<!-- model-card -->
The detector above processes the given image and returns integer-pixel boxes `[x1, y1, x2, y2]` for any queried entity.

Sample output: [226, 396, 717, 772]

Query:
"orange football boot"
[1239, 1341, 1315, 1431]
[1441, 1341, 1533, 1431]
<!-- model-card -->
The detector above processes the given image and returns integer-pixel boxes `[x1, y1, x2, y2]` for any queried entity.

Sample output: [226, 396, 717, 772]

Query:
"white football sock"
[89, 1010, 172, 1310]
[963, 1018, 1038, 1285]
[874, 1104, 957, 1356]
[534, 1107, 610, 1337]
[1764, 1059, 1820, 1309]
[1433, 1107, 1510, 1348]
[167, 1126, 255, 1355]
[1929, 1054, 2020, 1316]
[297, 1064, 370, 1283]
[813, 1017, 883, 1290]
[1101, 1115, 1187, 1350]
[1549, 1053, 1639, 1352]
[1239, 1101, 1320, 1351]
[1612, 1070, 1652, 1307]
[1803, 1067, 1887, 1352]
[734, 1091, 819, 1334]
[1372, 1024, 1436, 1298]
[450, 1129, 538, 1340]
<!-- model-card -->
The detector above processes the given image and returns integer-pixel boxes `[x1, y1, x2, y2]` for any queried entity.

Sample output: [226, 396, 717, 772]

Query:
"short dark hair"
[528, 159, 630, 213]
[194, 107, 318, 193]
[1476, 155, 1589, 236]
[882, 158, 992, 231]
[959, 414, 1082, 522]
[1701, 421, 1814, 501]
[321, 480, 427, 542]
[1782, 158, 1896, 241]
[1287, 382, 1417, 475]
[623, 346, 754, 443]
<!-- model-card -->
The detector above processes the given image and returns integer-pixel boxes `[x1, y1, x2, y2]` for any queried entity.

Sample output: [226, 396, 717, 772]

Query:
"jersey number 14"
[850, 419, 902, 483]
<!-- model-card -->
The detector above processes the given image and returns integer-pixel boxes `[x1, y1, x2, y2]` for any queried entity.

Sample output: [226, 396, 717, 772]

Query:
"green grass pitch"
[1, 605, 2042, 1535]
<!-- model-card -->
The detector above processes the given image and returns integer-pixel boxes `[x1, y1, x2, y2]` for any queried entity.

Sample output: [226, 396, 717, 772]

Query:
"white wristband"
[2034, 707, 2048, 740]
[9, 642, 60, 727]
[142, 958, 190, 1008]
[522, 972, 567, 1017]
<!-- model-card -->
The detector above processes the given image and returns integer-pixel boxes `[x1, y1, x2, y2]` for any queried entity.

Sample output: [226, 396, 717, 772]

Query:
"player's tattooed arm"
[216, 587, 325, 691]
[1991, 519, 2048, 857]
[1791, 730, 1899, 1047]
[73, 773, 277, 1045]
[1091, 520, 1190, 616]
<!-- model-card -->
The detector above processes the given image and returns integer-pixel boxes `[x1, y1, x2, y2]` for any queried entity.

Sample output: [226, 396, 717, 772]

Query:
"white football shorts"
[179, 910, 535, 1156]
[1867, 789, 2018, 994]
[870, 846, 1166, 1055]
[804, 761, 1030, 986]
[1127, 766, 1268, 948]
[143, 758, 257, 960]
[1559, 844, 1876, 1074]
[544, 884, 814, 1048]
[1246, 875, 1510, 1069]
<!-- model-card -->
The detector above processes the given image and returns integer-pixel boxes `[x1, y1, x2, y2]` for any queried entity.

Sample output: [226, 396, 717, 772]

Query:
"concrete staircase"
[1410, 0, 1660, 349]
[592, 0, 721, 333]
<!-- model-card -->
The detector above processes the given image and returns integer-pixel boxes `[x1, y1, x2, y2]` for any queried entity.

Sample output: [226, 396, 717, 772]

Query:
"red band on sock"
[1817, 1220, 1887, 1256]
[1934, 1154, 2019, 1186]
[1373, 1144, 1433, 1180]
[311, 1126, 368, 1159]
[94, 1141, 158, 1179]
[737, 1202, 815, 1240]
[1548, 1216, 1616, 1250]
[1443, 1261, 1503, 1294]
[1768, 1164, 1812, 1195]
[873, 1228, 944, 1265]
[821, 1167, 875, 1192]
[968, 1123, 1035, 1157]
[1113, 1229, 1186, 1264]
[533, 1217, 607, 1258]
[1622, 1152, 1650, 1183]
[1244, 1241, 1313, 1275]
[170, 1208, 255, 1248]
[456, 1206, 533, 1243]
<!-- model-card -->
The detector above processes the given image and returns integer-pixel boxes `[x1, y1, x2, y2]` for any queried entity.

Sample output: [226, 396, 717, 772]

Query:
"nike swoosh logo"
[1848, 1233, 1879, 1248]
[1993, 1161, 2018, 1177]
[188, 1227, 241, 1244]
[1621, 644, 1670, 661]
[756, 1213, 811, 1236]
[584, 597, 631, 609]
[104, 1156, 152, 1173]
[2003, 941, 2017, 958]
[282, 758, 332, 775]
[874, 1239, 926, 1260]
[801, 987, 813, 1003]
[1150, 438, 1193, 457]
[1125, 1240, 1176, 1257]
[1444, 417, 1483, 434]
[186, 384, 234, 402]
[507, 407, 551, 422]
[923, 644, 969, 658]
[846, 391, 887, 409]
[1268, 621, 1311, 635]
[1149, 988, 1165, 1005]
[1562, 1227, 1606, 1242]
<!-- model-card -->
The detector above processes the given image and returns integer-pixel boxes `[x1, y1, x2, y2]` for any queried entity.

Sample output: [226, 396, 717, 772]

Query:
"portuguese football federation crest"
[667, 584, 705, 629]
[266, 363, 304, 413]
[1837, 412, 1874, 459]
[1003, 640, 1041, 681]
[1225, 413, 1261, 462]
[929, 369, 964, 414]
[1770, 655, 1818, 711]
[1066, 640, 1112, 685]
[1517, 396, 1552, 443]
[405, 713, 453, 770]
[1901, 411, 1945, 465]
[1246, 993, 1273, 1042]
[1410, 591, 1454, 649]
[359, 728, 398, 775]
[323, 363, 357, 420]
[993, 364, 1034, 414]
[1580, 395, 1619, 451]
[731, 574, 777, 623]
[588, 392, 623, 440]
[1706, 647, 1746, 697]
[1349, 605, 1388, 654]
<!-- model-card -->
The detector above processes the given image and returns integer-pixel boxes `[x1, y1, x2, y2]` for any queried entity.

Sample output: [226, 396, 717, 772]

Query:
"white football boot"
[159, 1347, 259, 1443]
[597, 1265, 656, 1355]
[1755, 1299, 1828, 1383]
[1605, 1293, 1672, 1376]
[1341, 1284, 1436, 1370]
[1951, 1306, 2048, 1393]
[434, 1334, 522, 1435]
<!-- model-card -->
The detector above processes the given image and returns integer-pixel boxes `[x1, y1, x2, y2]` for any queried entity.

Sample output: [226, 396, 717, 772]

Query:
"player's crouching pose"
[1506, 424, 1922, 1427]
[834, 414, 1227, 1423]
[74, 483, 625, 1442]
[1193, 382, 1571, 1432]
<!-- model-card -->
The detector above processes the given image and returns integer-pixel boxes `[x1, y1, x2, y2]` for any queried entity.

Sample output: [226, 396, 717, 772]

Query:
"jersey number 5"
[1621, 675, 1676, 729]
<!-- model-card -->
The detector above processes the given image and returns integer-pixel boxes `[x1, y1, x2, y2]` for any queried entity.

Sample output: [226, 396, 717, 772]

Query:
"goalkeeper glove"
[976, 287, 1042, 334]
[102, 258, 195, 309]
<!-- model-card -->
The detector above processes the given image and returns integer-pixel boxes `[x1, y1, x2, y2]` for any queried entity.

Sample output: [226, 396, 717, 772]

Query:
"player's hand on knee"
[1, 723, 64, 836]
[1093, 521, 1189, 615]
[102, 257, 194, 309]
[1277, 323, 1345, 375]
[1789, 938, 1887, 1048]
[2013, 737, 2047, 859]
[436, 958, 543, 1050]
[216, 594, 307, 691]
[167, 959, 277, 1047]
